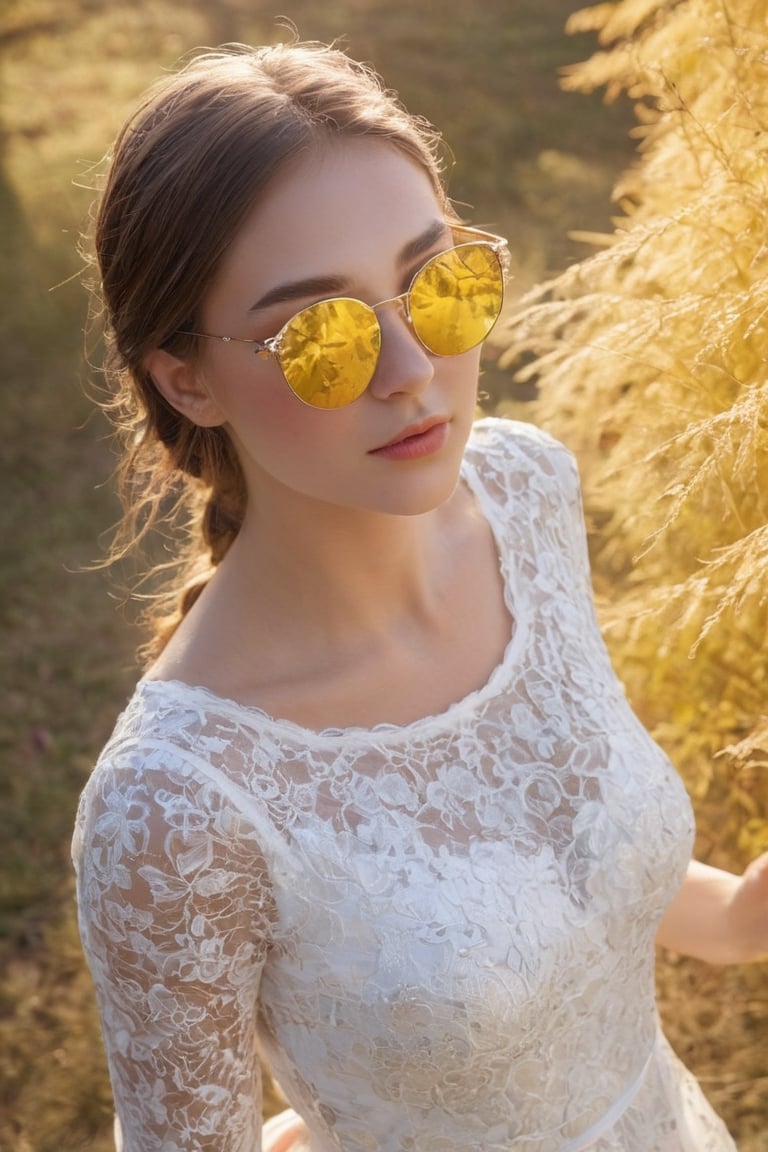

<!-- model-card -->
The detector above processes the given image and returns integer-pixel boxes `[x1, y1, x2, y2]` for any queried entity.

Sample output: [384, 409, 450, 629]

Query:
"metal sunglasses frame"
[176, 224, 510, 367]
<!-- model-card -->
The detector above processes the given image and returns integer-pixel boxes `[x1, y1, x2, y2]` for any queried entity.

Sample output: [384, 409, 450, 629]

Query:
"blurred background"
[1, 1, 765, 1149]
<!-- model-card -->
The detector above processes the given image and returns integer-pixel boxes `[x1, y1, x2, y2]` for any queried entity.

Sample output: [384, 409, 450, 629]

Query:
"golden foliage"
[502, 0, 768, 855]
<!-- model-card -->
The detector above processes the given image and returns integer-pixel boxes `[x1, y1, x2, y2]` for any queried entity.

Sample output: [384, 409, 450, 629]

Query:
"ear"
[143, 348, 226, 428]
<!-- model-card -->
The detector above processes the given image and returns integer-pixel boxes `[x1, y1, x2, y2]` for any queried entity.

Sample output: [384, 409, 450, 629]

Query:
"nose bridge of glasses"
[369, 285, 438, 373]
[374, 287, 412, 326]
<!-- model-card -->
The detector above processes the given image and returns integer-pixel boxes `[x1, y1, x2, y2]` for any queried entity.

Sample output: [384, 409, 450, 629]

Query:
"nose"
[366, 298, 435, 401]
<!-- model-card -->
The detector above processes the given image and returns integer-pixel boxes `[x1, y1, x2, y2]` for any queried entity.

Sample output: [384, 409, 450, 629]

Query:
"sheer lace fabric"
[73, 419, 736, 1151]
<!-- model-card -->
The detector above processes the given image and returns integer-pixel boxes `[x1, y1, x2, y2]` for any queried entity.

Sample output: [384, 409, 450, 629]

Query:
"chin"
[363, 469, 464, 518]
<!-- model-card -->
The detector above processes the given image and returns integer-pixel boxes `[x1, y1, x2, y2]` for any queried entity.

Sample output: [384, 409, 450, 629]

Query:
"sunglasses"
[178, 225, 509, 410]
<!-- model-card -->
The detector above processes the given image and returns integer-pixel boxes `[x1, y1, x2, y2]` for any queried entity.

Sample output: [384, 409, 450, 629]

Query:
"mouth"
[370, 416, 449, 453]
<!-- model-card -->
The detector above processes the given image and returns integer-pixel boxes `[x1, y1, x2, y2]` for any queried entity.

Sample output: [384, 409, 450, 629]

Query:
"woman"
[72, 41, 767, 1152]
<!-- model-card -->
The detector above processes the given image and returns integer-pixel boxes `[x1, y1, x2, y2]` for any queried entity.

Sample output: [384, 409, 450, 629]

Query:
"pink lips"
[369, 417, 450, 461]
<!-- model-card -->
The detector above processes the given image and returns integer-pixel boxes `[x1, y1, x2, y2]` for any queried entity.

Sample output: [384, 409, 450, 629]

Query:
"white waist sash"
[559, 1038, 656, 1152]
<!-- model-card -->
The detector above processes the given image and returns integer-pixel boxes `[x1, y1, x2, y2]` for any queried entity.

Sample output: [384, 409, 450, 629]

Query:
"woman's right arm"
[73, 750, 277, 1152]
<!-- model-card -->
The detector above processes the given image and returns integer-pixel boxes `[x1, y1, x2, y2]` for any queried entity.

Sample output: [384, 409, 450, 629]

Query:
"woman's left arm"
[656, 854, 768, 964]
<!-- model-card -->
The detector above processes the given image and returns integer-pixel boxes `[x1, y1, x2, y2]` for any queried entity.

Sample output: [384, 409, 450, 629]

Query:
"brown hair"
[88, 41, 450, 662]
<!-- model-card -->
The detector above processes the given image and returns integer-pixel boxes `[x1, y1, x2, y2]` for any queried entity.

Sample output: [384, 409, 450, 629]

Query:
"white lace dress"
[72, 419, 737, 1152]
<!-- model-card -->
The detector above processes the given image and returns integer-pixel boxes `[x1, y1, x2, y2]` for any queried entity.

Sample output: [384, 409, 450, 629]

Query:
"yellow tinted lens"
[409, 243, 503, 356]
[277, 298, 381, 409]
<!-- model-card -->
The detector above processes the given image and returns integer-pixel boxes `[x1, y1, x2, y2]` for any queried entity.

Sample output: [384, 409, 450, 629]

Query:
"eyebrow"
[248, 219, 452, 313]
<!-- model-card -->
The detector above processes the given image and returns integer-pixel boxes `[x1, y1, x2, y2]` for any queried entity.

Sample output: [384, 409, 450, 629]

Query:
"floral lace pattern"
[73, 419, 736, 1151]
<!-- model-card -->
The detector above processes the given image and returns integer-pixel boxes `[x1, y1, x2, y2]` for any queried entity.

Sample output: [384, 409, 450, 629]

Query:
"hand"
[725, 851, 768, 963]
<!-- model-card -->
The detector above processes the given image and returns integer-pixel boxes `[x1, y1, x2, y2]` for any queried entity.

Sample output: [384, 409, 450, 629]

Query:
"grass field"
[0, 2, 764, 1149]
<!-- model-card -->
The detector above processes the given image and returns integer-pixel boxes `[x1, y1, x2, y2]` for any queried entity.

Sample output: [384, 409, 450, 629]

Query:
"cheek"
[444, 346, 483, 409]
[213, 361, 357, 481]
[201, 352, 300, 435]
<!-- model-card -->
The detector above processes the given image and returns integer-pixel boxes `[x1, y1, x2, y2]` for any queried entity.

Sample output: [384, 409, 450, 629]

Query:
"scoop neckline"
[138, 451, 528, 746]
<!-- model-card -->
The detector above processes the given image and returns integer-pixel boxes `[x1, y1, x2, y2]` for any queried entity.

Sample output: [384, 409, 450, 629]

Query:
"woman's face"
[193, 137, 484, 519]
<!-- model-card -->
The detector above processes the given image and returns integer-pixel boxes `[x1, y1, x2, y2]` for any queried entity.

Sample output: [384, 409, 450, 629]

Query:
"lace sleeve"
[73, 744, 276, 1152]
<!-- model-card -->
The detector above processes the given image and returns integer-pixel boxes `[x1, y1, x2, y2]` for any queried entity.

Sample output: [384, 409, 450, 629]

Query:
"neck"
[148, 469, 505, 726]
[223, 489, 457, 642]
